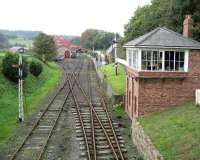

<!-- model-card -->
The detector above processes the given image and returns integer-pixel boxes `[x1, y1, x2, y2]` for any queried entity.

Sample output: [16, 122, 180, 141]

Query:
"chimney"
[183, 15, 193, 38]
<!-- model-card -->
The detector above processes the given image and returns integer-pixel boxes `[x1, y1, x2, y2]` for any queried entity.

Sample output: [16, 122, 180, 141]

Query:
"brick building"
[124, 16, 200, 119]
[53, 36, 81, 58]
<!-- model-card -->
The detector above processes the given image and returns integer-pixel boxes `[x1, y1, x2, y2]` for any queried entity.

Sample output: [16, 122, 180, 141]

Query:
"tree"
[0, 33, 10, 49]
[65, 36, 81, 45]
[123, 0, 200, 43]
[33, 33, 57, 62]
[81, 29, 118, 50]
[81, 29, 99, 49]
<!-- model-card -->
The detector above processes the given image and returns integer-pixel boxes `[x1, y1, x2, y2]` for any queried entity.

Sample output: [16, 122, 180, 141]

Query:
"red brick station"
[124, 15, 200, 119]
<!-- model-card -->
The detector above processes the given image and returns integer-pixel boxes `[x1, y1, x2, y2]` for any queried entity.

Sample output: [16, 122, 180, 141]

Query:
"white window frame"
[141, 49, 163, 71]
[163, 49, 187, 72]
[126, 48, 139, 69]
[127, 49, 132, 66]
[132, 50, 138, 69]
[126, 48, 189, 72]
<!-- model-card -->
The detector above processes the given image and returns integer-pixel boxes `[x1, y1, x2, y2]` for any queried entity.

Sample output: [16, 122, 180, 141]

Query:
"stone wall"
[92, 58, 123, 105]
[132, 119, 164, 160]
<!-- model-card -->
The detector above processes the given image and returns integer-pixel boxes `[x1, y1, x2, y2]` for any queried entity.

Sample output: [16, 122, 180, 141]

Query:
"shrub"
[71, 53, 77, 58]
[29, 60, 43, 77]
[2, 53, 28, 82]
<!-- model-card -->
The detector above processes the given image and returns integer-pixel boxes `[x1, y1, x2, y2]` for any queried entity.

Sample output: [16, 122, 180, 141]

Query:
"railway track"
[9, 56, 127, 160]
[9, 58, 84, 160]
[71, 59, 127, 160]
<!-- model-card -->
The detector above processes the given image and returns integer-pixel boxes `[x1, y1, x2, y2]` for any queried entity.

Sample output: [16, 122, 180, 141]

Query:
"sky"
[0, 0, 151, 36]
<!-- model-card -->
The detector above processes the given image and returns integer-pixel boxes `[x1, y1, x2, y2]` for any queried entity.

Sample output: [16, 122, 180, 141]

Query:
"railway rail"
[9, 58, 83, 160]
[9, 56, 127, 160]
[71, 59, 127, 160]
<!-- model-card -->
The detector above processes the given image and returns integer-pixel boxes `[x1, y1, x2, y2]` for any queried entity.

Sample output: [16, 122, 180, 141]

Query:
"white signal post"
[113, 33, 118, 75]
[114, 33, 117, 60]
[18, 53, 24, 122]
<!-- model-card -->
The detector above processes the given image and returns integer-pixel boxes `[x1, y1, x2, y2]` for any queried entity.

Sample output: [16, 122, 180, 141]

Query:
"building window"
[142, 50, 162, 71]
[128, 50, 132, 66]
[165, 51, 184, 71]
[132, 50, 138, 69]
[128, 49, 138, 69]
[141, 50, 185, 71]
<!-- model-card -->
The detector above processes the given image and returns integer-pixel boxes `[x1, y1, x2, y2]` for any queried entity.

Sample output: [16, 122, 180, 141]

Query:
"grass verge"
[139, 102, 200, 160]
[0, 55, 61, 144]
[100, 63, 125, 95]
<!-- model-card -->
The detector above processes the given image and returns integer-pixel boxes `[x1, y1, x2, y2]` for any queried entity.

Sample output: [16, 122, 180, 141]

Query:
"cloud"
[0, 0, 151, 35]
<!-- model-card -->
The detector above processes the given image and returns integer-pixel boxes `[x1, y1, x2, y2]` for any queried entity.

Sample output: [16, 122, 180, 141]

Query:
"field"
[0, 53, 61, 144]
[139, 103, 200, 160]
[100, 63, 126, 95]
[8, 37, 33, 48]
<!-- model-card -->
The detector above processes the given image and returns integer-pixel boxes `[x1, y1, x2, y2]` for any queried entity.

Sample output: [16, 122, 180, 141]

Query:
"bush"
[2, 53, 28, 82]
[29, 60, 43, 77]
[71, 53, 77, 59]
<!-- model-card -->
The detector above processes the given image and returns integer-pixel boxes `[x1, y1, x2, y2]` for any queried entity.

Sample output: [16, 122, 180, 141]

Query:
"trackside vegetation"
[100, 63, 125, 95]
[139, 102, 200, 160]
[0, 54, 61, 144]
[29, 60, 43, 77]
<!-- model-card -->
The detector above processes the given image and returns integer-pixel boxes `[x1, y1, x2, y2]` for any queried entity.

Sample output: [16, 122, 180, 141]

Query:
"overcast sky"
[0, 0, 151, 36]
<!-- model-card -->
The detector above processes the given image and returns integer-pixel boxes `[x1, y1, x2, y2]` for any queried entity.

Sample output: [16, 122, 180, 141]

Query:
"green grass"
[139, 103, 200, 160]
[100, 63, 125, 95]
[113, 103, 126, 118]
[0, 55, 61, 144]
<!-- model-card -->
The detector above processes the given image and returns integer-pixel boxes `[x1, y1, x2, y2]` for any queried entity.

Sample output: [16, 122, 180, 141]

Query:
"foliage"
[65, 35, 81, 45]
[100, 63, 125, 95]
[123, 0, 200, 43]
[29, 60, 43, 77]
[90, 52, 98, 58]
[0, 33, 10, 49]
[33, 33, 57, 62]
[139, 102, 200, 159]
[2, 53, 28, 82]
[70, 53, 77, 59]
[113, 103, 126, 118]
[8, 37, 33, 48]
[70, 37, 81, 46]
[0, 55, 61, 144]
[0, 29, 40, 40]
[81, 29, 120, 49]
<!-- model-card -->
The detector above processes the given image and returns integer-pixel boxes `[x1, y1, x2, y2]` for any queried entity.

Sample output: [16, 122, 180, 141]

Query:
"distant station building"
[53, 36, 81, 58]
[123, 15, 200, 119]
[10, 46, 27, 53]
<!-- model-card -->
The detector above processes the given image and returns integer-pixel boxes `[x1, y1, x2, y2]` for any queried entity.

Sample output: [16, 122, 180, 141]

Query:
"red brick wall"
[126, 50, 200, 117]
[125, 75, 139, 119]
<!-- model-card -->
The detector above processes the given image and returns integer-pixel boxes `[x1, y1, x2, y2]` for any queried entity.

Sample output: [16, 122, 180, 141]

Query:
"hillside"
[0, 29, 81, 48]
[0, 53, 61, 144]
[0, 30, 40, 40]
